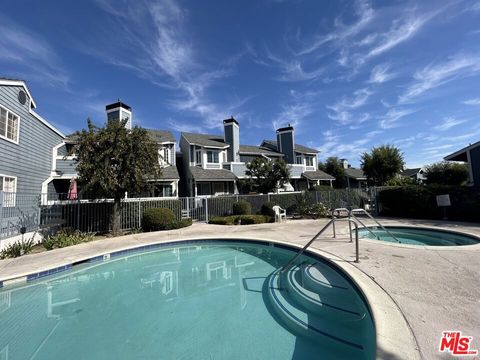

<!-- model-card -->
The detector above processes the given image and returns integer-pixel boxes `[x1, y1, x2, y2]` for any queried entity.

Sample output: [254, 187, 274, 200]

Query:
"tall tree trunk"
[112, 197, 122, 236]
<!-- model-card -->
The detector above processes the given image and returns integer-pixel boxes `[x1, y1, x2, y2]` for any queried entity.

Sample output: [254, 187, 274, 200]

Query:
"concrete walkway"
[1, 218, 479, 359]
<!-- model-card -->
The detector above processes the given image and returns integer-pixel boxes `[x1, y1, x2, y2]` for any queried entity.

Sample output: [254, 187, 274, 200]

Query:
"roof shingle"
[262, 140, 318, 154]
[189, 167, 236, 181]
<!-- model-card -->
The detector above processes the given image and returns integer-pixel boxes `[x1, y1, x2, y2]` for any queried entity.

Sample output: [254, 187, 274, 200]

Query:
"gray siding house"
[46, 101, 180, 199]
[444, 140, 480, 188]
[180, 118, 333, 196]
[0, 78, 64, 199]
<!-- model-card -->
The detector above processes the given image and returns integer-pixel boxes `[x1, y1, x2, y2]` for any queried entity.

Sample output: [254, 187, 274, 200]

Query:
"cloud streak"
[399, 54, 480, 103]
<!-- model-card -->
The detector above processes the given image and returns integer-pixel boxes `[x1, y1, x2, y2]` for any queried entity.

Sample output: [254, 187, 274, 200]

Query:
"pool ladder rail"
[280, 208, 400, 273]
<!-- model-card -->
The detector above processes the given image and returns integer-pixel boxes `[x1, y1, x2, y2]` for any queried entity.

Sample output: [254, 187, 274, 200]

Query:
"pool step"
[267, 269, 369, 354]
[285, 265, 366, 322]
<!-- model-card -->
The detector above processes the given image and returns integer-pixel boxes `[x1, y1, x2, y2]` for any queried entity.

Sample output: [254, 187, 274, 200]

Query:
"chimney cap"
[276, 125, 294, 133]
[223, 116, 239, 126]
[106, 100, 132, 111]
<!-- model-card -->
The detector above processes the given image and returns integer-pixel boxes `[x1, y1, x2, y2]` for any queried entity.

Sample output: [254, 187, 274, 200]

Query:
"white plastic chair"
[272, 205, 286, 222]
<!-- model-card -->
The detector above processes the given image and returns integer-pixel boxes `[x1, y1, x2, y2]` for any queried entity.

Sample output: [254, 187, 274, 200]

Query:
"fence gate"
[181, 197, 206, 222]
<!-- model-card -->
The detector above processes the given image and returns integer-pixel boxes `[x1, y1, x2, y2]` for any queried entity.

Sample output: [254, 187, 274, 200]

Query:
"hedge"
[232, 201, 252, 215]
[377, 185, 480, 222]
[209, 215, 274, 225]
[142, 208, 193, 231]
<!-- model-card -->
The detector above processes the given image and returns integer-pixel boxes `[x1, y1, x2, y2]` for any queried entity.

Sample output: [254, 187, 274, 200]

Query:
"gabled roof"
[401, 168, 422, 177]
[0, 78, 37, 108]
[261, 139, 319, 154]
[444, 140, 480, 162]
[0, 78, 66, 137]
[344, 168, 366, 180]
[182, 132, 229, 148]
[302, 170, 335, 181]
[239, 145, 284, 157]
[189, 166, 236, 181]
[146, 129, 176, 143]
[157, 165, 180, 180]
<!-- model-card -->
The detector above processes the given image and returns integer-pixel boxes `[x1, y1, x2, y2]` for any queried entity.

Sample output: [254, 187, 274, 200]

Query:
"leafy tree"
[360, 145, 404, 186]
[318, 157, 346, 188]
[384, 176, 418, 186]
[74, 118, 161, 235]
[425, 161, 469, 185]
[245, 158, 290, 194]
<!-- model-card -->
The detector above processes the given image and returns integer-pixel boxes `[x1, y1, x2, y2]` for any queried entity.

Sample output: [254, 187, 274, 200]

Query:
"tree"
[425, 161, 469, 185]
[245, 158, 290, 194]
[74, 118, 161, 235]
[384, 176, 417, 186]
[318, 157, 346, 188]
[360, 145, 404, 186]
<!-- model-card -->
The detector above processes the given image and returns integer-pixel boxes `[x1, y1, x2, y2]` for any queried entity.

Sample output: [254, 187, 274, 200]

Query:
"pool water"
[0, 241, 375, 360]
[358, 226, 479, 246]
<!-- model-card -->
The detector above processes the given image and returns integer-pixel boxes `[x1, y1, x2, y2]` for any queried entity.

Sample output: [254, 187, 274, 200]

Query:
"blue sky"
[1, 0, 480, 167]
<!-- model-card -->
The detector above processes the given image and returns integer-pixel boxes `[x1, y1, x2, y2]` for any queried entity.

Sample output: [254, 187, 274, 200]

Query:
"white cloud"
[366, 15, 430, 59]
[434, 117, 467, 131]
[327, 88, 373, 125]
[399, 54, 480, 103]
[463, 97, 480, 105]
[91, 0, 246, 130]
[266, 51, 325, 81]
[378, 108, 416, 129]
[0, 15, 69, 88]
[297, 0, 375, 56]
[368, 63, 396, 83]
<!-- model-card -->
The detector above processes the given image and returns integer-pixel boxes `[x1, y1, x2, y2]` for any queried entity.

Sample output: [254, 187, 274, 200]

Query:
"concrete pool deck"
[1, 218, 479, 359]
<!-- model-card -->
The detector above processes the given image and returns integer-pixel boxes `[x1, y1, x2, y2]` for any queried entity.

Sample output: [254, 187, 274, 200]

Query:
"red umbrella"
[68, 179, 78, 200]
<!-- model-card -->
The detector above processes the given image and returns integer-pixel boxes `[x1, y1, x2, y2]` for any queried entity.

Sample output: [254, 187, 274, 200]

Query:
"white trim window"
[195, 149, 202, 165]
[207, 150, 219, 163]
[305, 156, 314, 167]
[295, 155, 302, 165]
[0, 175, 17, 207]
[158, 146, 171, 167]
[0, 105, 20, 143]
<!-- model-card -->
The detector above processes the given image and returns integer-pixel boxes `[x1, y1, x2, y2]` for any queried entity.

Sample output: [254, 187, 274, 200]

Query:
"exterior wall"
[278, 131, 295, 164]
[179, 135, 194, 196]
[224, 122, 239, 162]
[55, 157, 77, 176]
[0, 85, 63, 194]
[469, 146, 480, 187]
[289, 164, 304, 178]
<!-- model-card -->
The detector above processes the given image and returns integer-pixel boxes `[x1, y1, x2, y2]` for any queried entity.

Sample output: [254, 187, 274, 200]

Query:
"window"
[295, 155, 302, 164]
[305, 156, 314, 167]
[0, 105, 19, 143]
[154, 184, 173, 197]
[158, 147, 171, 166]
[0, 175, 16, 207]
[196, 150, 202, 165]
[207, 150, 219, 163]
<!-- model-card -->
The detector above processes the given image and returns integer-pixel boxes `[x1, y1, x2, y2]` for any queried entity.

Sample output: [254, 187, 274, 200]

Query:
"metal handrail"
[332, 207, 380, 240]
[350, 208, 401, 243]
[280, 218, 359, 273]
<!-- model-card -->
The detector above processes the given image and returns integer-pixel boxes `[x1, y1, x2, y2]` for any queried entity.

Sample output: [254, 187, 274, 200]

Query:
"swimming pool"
[358, 226, 480, 246]
[0, 240, 375, 359]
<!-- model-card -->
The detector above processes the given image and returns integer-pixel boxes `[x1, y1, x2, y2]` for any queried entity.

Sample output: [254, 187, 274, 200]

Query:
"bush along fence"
[0, 189, 368, 239]
[376, 185, 480, 222]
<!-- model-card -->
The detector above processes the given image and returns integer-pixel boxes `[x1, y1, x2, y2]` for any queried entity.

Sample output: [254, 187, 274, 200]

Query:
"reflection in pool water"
[0, 241, 375, 359]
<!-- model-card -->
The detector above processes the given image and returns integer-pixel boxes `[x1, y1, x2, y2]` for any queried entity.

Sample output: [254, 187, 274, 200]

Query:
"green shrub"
[0, 237, 35, 259]
[43, 229, 95, 250]
[142, 208, 176, 231]
[378, 185, 480, 221]
[170, 219, 193, 229]
[260, 202, 275, 217]
[209, 215, 273, 225]
[232, 200, 252, 215]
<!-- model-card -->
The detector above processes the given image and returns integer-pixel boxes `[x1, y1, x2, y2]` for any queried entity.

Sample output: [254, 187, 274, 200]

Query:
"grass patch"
[209, 215, 274, 225]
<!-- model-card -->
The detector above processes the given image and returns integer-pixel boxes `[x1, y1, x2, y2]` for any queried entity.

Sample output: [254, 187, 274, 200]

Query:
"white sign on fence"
[436, 194, 451, 207]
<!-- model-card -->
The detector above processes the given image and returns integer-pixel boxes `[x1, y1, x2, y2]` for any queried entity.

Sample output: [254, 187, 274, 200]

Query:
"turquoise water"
[0, 241, 375, 359]
[358, 226, 479, 246]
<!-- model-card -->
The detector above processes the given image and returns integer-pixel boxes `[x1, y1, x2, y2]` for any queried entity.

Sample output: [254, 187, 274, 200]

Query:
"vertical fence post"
[138, 201, 141, 229]
[267, 193, 271, 202]
[315, 191, 319, 204]
[204, 198, 209, 223]
[76, 196, 80, 231]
